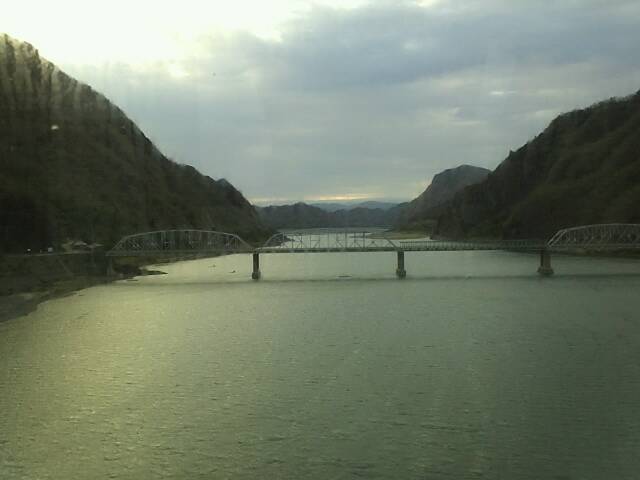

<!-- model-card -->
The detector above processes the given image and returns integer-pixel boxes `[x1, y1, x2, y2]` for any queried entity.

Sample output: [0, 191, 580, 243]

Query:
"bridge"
[107, 224, 640, 279]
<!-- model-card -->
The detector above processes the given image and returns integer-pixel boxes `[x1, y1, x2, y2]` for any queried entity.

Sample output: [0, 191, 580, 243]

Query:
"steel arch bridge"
[547, 223, 640, 250]
[106, 224, 640, 279]
[107, 230, 254, 256]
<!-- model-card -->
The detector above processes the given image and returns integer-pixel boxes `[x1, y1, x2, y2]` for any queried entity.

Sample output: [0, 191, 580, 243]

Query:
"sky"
[5, 0, 640, 205]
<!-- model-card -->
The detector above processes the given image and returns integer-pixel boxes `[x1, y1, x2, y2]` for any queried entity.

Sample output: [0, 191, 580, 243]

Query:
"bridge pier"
[396, 251, 407, 278]
[537, 249, 554, 276]
[251, 252, 261, 280]
[106, 258, 117, 276]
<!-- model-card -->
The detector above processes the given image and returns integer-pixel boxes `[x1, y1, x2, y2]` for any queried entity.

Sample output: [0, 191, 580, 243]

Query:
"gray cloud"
[63, 0, 640, 203]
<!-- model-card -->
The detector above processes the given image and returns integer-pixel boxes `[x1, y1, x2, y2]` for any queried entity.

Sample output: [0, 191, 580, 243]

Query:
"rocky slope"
[0, 34, 270, 252]
[396, 165, 490, 230]
[436, 91, 640, 239]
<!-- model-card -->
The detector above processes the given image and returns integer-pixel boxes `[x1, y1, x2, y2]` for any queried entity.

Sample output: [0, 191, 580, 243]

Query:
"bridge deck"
[107, 243, 640, 256]
[106, 226, 640, 279]
[107, 225, 640, 257]
[258, 243, 546, 253]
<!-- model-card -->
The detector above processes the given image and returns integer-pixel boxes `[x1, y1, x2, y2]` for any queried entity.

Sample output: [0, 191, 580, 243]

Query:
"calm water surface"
[2, 249, 640, 479]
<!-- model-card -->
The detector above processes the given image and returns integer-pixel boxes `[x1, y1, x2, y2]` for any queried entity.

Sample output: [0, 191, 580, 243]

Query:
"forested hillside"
[0, 34, 270, 252]
[436, 91, 640, 239]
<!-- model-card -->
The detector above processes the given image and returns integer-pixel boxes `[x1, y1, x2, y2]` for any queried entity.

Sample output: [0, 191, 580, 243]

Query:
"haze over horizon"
[5, 0, 640, 205]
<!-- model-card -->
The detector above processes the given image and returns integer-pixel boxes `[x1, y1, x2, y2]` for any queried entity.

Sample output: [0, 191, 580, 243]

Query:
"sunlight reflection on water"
[1, 250, 640, 479]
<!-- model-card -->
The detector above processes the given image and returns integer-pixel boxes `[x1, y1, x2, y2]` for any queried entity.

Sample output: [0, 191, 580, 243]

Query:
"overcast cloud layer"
[52, 0, 640, 204]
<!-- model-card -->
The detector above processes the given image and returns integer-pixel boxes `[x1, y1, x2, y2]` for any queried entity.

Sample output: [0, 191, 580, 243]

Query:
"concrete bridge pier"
[252, 252, 261, 280]
[537, 249, 554, 276]
[396, 251, 407, 278]
[106, 258, 117, 276]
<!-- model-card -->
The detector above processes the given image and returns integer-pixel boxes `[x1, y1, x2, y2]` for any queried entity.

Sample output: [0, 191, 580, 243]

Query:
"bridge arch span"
[105, 224, 640, 278]
[547, 223, 640, 249]
[107, 229, 253, 256]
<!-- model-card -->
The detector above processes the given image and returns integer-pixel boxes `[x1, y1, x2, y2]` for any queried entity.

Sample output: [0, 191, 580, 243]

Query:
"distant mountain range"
[260, 85, 640, 238]
[311, 201, 400, 212]
[4, 34, 638, 248]
[0, 34, 270, 252]
[263, 90, 640, 239]
[257, 203, 400, 229]
[258, 165, 490, 230]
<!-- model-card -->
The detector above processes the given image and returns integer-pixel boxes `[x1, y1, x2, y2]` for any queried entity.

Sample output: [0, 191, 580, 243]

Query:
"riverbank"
[0, 265, 172, 324]
[0, 252, 173, 323]
[0, 252, 108, 295]
[0, 275, 115, 323]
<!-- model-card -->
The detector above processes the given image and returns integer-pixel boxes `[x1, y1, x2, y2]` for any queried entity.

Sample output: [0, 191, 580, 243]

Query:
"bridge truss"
[397, 239, 545, 252]
[107, 230, 253, 256]
[107, 224, 640, 278]
[547, 224, 640, 250]
[261, 229, 399, 252]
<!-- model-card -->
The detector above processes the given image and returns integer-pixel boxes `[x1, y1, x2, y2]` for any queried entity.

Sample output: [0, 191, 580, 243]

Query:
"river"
[2, 246, 640, 479]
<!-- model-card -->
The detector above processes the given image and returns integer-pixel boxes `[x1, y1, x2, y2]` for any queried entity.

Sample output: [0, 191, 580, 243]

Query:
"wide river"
[2, 245, 640, 479]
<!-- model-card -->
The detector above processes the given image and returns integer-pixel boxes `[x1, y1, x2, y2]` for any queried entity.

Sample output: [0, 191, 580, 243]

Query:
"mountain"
[311, 201, 399, 212]
[258, 166, 492, 231]
[258, 203, 332, 229]
[352, 201, 399, 211]
[309, 202, 350, 212]
[332, 206, 398, 226]
[257, 202, 398, 229]
[397, 165, 491, 230]
[0, 34, 270, 253]
[435, 91, 640, 239]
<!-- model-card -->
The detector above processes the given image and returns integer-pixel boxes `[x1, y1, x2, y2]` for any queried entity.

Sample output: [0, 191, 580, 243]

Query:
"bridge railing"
[398, 239, 546, 251]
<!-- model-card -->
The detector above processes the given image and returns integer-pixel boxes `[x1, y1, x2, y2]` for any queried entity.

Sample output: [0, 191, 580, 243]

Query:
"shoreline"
[0, 250, 205, 324]
[0, 267, 167, 324]
[3, 248, 638, 324]
[0, 275, 116, 324]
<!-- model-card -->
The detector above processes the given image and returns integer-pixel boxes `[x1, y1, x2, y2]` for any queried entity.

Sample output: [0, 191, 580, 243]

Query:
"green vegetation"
[436, 91, 640, 239]
[392, 219, 437, 235]
[0, 34, 270, 253]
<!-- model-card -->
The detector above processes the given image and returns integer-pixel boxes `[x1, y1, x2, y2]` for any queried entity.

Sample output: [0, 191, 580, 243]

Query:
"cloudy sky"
[6, 0, 640, 204]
